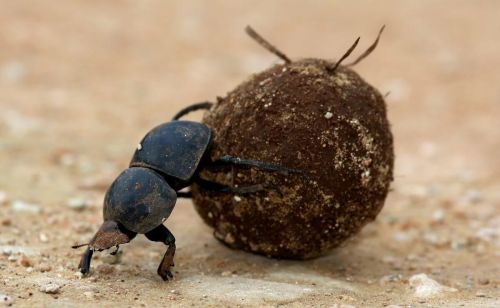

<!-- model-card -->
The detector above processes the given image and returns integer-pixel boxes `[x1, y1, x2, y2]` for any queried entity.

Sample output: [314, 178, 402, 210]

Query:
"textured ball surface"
[192, 58, 394, 259]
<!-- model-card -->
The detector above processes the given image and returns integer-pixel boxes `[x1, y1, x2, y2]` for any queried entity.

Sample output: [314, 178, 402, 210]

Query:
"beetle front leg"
[78, 247, 94, 275]
[145, 225, 176, 281]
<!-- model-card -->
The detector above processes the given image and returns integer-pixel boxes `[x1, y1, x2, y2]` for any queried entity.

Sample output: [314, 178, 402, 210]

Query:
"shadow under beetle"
[72, 102, 303, 281]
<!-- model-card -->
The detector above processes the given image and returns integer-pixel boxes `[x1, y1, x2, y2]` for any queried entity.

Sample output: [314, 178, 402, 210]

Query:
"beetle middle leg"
[211, 155, 304, 175]
[194, 177, 264, 194]
[145, 225, 176, 281]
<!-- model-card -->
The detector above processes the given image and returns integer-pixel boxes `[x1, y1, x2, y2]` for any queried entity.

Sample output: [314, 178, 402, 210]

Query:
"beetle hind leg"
[145, 225, 176, 281]
[172, 101, 213, 121]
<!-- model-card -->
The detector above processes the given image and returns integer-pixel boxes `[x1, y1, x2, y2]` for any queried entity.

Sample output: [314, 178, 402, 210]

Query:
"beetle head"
[88, 220, 135, 251]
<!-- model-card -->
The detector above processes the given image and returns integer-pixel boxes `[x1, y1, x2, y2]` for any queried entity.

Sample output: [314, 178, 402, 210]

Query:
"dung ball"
[191, 58, 394, 259]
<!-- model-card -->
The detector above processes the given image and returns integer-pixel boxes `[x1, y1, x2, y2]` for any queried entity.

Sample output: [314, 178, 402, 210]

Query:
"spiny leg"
[211, 155, 304, 175]
[245, 25, 292, 64]
[346, 25, 385, 67]
[78, 247, 93, 275]
[176, 191, 192, 198]
[194, 177, 264, 194]
[145, 225, 176, 281]
[330, 37, 360, 72]
[172, 101, 213, 121]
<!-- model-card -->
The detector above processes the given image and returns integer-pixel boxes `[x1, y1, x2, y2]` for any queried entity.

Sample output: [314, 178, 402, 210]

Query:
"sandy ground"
[0, 1, 499, 307]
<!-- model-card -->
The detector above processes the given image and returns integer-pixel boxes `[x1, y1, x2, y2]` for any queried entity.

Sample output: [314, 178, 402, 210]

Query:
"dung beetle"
[72, 102, 303, 280]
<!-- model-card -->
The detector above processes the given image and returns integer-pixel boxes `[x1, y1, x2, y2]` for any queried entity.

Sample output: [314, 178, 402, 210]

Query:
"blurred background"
[0, 1, 498, 306]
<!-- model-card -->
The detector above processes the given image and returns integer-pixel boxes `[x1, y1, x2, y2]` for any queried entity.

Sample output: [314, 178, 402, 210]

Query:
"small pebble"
[393, 232, 411, 242]
[0, 294, 13, 306]
[39, 233, 49, 243]
[409, 273, 457, 298]
[233, 196, 242, 202]
[0, 191, 7, 205]
[17, 255, 32, 267]
[1, 61, 26, 83]
[83, 291, 94, 299]
[7, 255, 17, 262]
[221, 271, 231, 277]
[422, 232, 448, 247]
[39, 264, 52, 273]
[477, 277, 490, 285]
[475, 291, 486, 297]
[11, 200, 41, 214]
[379, 274, 402, 285]
[1, 246, 33, 256]
[464, 190, 481, 204]
[74, 271, 83, 279]
[324, 111, 333, 119]
[39, 282, 61, 294]
[59, 153, 76, 166]
[431, 209, 445, 223]
[66, 198, 90, 211]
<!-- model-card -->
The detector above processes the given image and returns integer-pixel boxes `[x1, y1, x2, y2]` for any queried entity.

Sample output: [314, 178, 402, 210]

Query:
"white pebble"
[464, 189, 481, 204]
[39, 233, 49, 243]
[324, 112, 333, 119]
[393, 232, 412, 242]
[233, 196, 242, 202]
[409, 273, 457, 298]
[0, 294, 14, 306]
[7, 255, 17, 262]
[379, 273, 402, 285]
[475, 228, 500, 242]
[431, 209, 445, 223]
[39, 282, 61, 294]
[1, 61, 26, 83]
[0, 191, 7, 205]
[66, 198, 90, 211]
[74, 271, 83, 279]
[11, 200, 41, 213]
[60, 153, 76, 166]
[2, 110, 43, 136]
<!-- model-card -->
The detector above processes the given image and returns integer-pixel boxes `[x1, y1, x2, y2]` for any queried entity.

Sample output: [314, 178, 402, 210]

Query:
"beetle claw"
[157, 253, 175, 281]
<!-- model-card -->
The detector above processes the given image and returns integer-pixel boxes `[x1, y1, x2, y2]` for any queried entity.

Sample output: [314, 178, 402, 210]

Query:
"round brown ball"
[192, 58, 394, 259]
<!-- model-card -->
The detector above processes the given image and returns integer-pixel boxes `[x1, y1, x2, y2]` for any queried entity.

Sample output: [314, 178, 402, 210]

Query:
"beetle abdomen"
[103, 167, 176, 234]
[130, 121, 211, 182]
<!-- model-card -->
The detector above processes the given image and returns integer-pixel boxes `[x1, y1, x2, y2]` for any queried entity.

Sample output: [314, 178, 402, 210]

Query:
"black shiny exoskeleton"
[73, 102, 302, 281]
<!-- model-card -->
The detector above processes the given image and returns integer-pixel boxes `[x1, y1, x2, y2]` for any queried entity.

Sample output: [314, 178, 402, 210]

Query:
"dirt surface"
[0, 1, 499, 307]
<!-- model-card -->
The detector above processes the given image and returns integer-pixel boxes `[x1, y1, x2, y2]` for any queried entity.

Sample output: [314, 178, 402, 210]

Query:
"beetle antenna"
[331, 37, 361, 72]
[245, 26, 292, 64]
[346, 25, 385, 67]
[71, 242, 90, 249]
